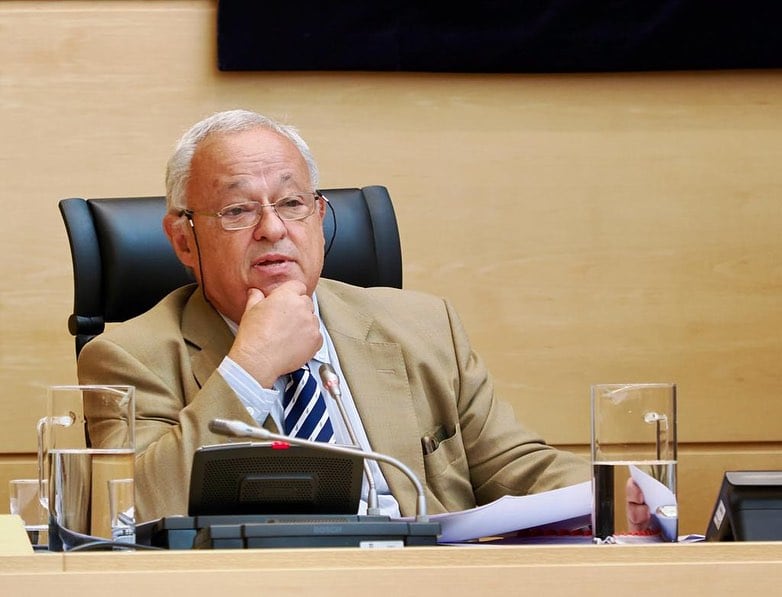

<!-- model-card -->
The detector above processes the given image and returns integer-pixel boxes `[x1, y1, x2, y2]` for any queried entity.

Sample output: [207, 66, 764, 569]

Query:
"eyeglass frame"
[179, 191, 327, 231]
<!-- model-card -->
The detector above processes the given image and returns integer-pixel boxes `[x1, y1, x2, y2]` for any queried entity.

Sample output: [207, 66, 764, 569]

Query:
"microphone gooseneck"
[318, 363, 380, 516]
[208, 417, 428, 522]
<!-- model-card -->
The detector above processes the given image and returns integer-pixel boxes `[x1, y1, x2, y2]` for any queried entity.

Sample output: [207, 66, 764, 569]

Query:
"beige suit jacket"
[79, 279, 589, 522]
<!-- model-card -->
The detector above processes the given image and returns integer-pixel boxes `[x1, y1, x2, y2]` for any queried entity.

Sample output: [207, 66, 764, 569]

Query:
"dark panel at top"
[217, 1, 782, 73]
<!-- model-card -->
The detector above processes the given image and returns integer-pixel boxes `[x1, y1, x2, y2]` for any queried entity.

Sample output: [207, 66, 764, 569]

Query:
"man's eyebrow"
[222, 172, 296, 192]
[225, 179, 248, 191]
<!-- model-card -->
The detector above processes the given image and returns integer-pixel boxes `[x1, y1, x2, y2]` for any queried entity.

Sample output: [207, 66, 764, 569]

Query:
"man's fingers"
[245, 287, 266, 310]
[626, 478, 645, 504]
[627, 502, 651, 527]
[625, 477, 652, 530]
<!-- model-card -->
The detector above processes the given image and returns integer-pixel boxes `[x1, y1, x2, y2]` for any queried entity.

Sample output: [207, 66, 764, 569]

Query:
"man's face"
[166, 127, 326, 322]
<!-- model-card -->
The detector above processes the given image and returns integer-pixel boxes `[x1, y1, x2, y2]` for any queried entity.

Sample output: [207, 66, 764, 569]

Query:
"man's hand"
[626, 477, 652, 531]
[228, 280, 323, 387]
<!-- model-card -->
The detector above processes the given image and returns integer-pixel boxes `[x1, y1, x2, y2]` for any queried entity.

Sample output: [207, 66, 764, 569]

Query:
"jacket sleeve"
[78, 333, 253, 522]
[438, 297, 590, 505]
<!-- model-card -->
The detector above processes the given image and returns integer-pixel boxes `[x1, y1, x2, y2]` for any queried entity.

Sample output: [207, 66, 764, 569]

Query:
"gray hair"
[165, 109, 319, 212]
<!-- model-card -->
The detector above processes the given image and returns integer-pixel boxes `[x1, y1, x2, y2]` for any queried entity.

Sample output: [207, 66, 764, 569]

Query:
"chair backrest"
[59, 185, 402, 356]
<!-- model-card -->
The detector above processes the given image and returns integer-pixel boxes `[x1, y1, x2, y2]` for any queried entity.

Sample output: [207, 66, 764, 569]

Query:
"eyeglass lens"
[220, 194, 316, 229]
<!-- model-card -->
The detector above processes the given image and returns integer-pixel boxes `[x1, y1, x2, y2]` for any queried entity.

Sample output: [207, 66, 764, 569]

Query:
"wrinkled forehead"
[189, 129, 311, 204]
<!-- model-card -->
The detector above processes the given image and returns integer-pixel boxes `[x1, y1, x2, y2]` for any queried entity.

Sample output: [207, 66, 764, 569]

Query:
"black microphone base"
[138, 514, 440, 550]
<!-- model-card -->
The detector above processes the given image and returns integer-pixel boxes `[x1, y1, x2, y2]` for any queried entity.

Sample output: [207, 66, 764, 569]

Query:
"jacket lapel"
[317, 281, 426, 517]
[180, 287, 234, 397]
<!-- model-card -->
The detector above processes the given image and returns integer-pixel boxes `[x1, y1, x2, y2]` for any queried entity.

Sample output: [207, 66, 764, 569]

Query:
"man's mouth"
[252, 255, 293, 270]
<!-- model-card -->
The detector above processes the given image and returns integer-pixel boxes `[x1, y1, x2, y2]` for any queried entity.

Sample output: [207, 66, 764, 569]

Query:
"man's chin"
[249, 270, 316, 296]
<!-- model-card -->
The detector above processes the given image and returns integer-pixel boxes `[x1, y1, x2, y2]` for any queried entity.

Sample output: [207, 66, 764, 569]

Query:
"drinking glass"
[37, 384, 135, 551]
[591, 383, 678, 542]
[9, 479, 48, 547]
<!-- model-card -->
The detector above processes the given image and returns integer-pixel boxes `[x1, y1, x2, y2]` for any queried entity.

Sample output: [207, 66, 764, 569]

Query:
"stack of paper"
[404, 481, 592, 543]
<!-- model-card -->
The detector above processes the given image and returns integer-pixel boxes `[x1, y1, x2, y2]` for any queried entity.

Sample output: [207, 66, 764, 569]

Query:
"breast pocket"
[421, 426, 473, 510]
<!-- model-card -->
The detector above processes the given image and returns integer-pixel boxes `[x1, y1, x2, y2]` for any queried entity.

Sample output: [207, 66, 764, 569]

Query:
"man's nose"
[252, 205, 286, 239]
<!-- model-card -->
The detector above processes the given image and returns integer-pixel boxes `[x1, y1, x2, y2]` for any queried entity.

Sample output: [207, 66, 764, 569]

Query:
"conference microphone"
[208, 417, 429, 522]
[318, 363, 381, 516]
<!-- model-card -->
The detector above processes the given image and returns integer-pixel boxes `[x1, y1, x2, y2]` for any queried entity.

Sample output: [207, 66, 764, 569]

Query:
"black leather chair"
[59, 185, 402, 357]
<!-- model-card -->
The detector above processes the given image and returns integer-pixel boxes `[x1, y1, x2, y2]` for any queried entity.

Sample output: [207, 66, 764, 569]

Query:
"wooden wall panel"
[0, 1, 780, 537]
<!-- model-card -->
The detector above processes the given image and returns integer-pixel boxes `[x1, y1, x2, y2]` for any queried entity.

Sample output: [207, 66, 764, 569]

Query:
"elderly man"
[79, 109, 593, 523]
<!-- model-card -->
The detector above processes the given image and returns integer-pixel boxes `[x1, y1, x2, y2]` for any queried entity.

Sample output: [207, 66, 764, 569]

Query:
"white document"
[402, 481, 592, 543]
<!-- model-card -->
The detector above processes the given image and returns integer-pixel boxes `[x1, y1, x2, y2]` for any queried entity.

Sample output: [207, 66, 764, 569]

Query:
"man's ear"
[163, 213, 197, 269]
[318, 194, 328, 219]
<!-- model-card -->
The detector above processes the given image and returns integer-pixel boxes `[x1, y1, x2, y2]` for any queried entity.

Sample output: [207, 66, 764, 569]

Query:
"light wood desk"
[2, 542, 782, 596]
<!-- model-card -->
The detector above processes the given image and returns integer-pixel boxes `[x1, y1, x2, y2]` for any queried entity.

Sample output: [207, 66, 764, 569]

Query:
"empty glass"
[9, 479, 48, 547]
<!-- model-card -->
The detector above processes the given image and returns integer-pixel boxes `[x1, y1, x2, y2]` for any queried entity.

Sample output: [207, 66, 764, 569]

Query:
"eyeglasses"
[181, 192, 324, 231]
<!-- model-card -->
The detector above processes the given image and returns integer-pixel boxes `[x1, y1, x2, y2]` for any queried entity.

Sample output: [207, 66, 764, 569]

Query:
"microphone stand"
[318, 363, 381, 516]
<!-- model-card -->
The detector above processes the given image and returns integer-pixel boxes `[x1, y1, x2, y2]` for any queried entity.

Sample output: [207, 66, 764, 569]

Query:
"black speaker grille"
[189, 445, 363, 516]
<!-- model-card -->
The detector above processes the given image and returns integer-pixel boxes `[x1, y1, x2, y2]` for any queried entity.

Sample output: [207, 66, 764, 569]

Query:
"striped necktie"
[283, 365, 335, 443]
